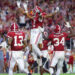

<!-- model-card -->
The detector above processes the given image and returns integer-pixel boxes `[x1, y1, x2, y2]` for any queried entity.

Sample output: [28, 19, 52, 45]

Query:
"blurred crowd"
[0, 0, 75, 33]
[0, 0, 75, 73]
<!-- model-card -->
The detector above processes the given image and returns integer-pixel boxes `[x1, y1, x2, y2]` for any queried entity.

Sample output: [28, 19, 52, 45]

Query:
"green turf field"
[0, 73, 75, 75]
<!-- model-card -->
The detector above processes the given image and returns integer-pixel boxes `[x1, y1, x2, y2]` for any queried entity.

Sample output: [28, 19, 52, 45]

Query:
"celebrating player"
[48, 23, 75, 75]
[7, 23, 31, 75]
[16, 0, 60, 70]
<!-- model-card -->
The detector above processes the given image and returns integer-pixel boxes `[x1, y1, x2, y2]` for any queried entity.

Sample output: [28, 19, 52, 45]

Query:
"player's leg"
[56, 59, 64, 75]
[38, 57, 44, 75]
[40, 67, 43, 75]
[49, 53, 58, 75]
[17, 57, 31, 75]
[32, 44, 43, 57]
[38, 33, 47, 65]
[71, 64, 73, 73]
[31, 52, 38, 69]
[8, 56, 16, 75]
[31, 29, 47, 67]
[32, 43, 47, 67]
[68, 64, 73, 73]
[30, 29, 43, 57]
[62, 61, 67, 73]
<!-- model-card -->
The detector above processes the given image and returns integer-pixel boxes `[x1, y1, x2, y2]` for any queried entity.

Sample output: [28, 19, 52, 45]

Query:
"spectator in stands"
[0, 46, 4, 73]
[0, 35, 3, 44]
[0, 0, 75, 74]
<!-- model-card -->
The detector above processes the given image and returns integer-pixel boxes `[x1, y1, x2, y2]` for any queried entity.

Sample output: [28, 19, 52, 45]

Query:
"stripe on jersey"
[35, 33, 40, 44]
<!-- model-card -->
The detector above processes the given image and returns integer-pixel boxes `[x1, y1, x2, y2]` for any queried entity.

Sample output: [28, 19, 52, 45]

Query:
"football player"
[16, 1, 59, 68]
[7, 23, 31, 75]
[39, 39, 54, 75]
[48, 23, 75, 75]
[26, 6, 59, 66]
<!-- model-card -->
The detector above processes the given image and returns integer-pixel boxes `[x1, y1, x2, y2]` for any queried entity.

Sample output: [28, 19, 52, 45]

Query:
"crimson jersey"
[28, 53, 34, 65]
[41, 40, 49, 51]
[32, 12, 46, 29]
[7, 31, 25, 51]
[49, 32, 68, 51]
[32, 15, 43, 29]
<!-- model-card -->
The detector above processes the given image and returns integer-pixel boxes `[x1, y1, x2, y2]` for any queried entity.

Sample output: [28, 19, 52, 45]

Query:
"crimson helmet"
[54, 25, 61, 33]
[33, 6, 43, 14]
[10, 23, 19, 31]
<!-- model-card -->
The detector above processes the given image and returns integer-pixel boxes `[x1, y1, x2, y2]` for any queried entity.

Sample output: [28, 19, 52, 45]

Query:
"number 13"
[14, 36, 23, 46]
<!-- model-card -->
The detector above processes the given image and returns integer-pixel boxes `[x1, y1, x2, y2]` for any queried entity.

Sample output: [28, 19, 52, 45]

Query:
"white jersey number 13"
[14, 36, 23, 46]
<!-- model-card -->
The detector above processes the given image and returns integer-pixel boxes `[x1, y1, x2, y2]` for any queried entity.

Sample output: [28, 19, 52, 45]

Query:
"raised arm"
[17, 0, 33, 19]
[44, 7, 59, 18]
[65, 21, 75, 37]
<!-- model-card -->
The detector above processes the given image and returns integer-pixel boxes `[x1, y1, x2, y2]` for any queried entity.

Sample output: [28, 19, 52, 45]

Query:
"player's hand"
[65, 22, 71, 28]
[23, 3, 28, 13]
[17, 0, 21, 8]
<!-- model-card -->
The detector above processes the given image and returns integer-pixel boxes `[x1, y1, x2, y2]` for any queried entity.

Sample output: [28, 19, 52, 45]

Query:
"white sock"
[49, 68, 54, 75]
[9, 68, 13, 75]
[23, 68, 29, 74]
[70, 66, 72, 73]
[56, 68, 61, 75]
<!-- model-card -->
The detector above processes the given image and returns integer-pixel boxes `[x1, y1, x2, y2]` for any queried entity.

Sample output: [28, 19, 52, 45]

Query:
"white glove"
[55, 7, 59, 13]
[65, 22, 71, 28]
[17, 1, 21, 8]
[48, 45, 54, 51]
[23, 3, 28, 13]
[38, 26, 44, 32]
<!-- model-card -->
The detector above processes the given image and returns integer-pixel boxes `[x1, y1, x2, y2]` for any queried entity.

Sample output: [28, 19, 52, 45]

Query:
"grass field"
[0, 73, 75, 75]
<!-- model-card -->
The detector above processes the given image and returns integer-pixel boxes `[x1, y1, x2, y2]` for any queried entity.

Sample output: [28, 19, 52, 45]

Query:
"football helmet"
[54, 25, 61, 33]
[10, 23, 19, 31]
[33, 6, 43, 14]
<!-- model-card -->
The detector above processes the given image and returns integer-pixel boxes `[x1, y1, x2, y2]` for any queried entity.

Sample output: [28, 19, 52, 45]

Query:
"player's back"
[7, 31, 25, 51]
[49, 32, 67, 51]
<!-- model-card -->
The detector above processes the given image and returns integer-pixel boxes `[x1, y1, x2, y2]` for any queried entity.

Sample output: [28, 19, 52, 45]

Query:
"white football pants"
[8, 51, 29, 75]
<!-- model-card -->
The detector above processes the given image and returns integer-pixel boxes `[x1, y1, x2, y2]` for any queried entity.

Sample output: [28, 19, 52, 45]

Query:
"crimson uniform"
[32, 6, 46, 29]
[48, 25, 68, 75]
[7, 31, 25, 51]
[7, 23, 30, 75]
[30, 6, 46, 59]
[41, 40, 54, 71]
[41, 40, 49, 51]
[49, 32, 68, 51]
[28, 53, 34, 65]
[39, 40, 49, 66]
[68, 55, 74, 64]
